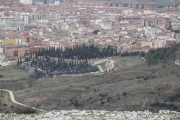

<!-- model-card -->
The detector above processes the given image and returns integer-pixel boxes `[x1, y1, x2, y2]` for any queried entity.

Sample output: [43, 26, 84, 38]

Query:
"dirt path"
[105, 59, 115, 72]
[92, 58, 109, 66]
[97, 65, 104, 72]
[2, 89, 44, 112]
[164, 82, 180, 94]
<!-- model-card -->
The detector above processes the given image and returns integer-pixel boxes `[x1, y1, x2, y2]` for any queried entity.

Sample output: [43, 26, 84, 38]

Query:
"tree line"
[37, 44, 119, 60]
[146, 43, 180, 65]
[31, 56, 99, 76]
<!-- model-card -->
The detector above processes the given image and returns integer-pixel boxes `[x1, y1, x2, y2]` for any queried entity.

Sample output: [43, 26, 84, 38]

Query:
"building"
[29, 46, 46, 54]
[20, 0, 33, 4]
[104, 2, 158, 9]
[0, 16, 24, 26]
[176, 34, 180, 43]
[46, 0, 54, 5]
[20, 14, 30, 25]
[6, 48, 29, 57]
[3, 44, 29, 55]
[0, 16, 29, 30]
[20, 0, 28, 4]
[3, 38, 28, 46]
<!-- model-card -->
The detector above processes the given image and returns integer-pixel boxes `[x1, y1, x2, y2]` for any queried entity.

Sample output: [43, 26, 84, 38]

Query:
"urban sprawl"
[0, 0, 180, 67]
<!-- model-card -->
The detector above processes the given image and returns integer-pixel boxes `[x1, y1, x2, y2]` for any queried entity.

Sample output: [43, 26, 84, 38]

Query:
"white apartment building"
[20, 14, 30, 25]
[20, 0, 32, 4]
[20, 0, 28, 4]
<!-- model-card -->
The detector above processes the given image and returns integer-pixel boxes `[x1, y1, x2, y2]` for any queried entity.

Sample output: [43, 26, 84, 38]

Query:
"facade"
[29, 46, 46, 54]
[0, 16, 29, 30]
[3, 44, 29, 55]
[3, 38, 28, 46]
[0, 16, 24, 26]
[176, 34, 180, 43]
[20, 14, 30, 25]
[104, 2, 158, 9]
[20, 0, 28, 4]
[6, 48, 29, 57]
[20, 0, 33, 4]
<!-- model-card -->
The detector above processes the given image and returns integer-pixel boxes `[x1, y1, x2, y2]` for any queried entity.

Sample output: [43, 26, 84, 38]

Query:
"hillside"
[1, 54, 180, 113]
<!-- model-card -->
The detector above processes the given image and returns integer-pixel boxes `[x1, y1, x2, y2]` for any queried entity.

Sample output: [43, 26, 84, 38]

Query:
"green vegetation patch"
[0, 66, 26, 80]
[98, 62, 106, 71]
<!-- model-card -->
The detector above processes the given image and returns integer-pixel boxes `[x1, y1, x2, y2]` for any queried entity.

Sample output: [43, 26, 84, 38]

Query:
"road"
[2, 89, 44, 112]
[97, 65, 104, 72]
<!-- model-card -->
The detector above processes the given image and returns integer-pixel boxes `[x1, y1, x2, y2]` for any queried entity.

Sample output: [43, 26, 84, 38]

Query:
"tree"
[73, 100, 79, 106]
[31, 61, 33, 67]
[123, 92, 127, 96]
[101, 101, 104, 104]
[35, 68, 37, 73]
[92, 30, 100, 35]
[0, 74, 3, 78]
[20, 57, 22, 67]
[17, 59, 19, 66]
[3, 104, 7, 107]
[41, 63, 43, 70]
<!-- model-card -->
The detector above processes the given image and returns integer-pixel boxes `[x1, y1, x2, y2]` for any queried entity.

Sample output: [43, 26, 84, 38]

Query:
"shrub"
[70, 99, 73, 104]
[170, 104, 174, 107]
[158, 103, 167, 107]
[15, 108, 37, 114]
[108, 97, 112, 99]
[73, 100, 79, 106]
[150, 91, 154, 94]
[101, 101, 104, 104]
[144, 77, 148, 80]
[152, 76, 156, 79]
[0, 74, 3, 78]
[5, 111, 9, 114]
[123, 92, 127, 96]
[101, 94, 106, 97]
[136, 76, 140, 79]
[169, 96, 177, 102]
[176, 93, 180, 97]
[3, 104, 7, 107]
[154, 101, 159, 106]
[173, 106, 178, 109]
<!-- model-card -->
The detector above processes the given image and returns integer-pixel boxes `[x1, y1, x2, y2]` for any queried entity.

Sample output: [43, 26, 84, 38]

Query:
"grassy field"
[1, 55, 180, 112]
[0, 66, 26, 80]
[0, 91, 19, 113]
[98, 62, 106, 71]
[113, 56, 144, 69]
